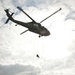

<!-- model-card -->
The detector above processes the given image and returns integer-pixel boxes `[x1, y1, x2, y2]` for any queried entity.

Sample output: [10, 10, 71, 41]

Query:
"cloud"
[38, 53, 75, 75]
[0, 0, 75, 75]
[11, 0, 27, 7]
[11, 0, 60, 8]
[0, 64, 40, 75]
[60, 0, 75, 21]
[0, 0, 61, 10]
[65, 11, 75, 20]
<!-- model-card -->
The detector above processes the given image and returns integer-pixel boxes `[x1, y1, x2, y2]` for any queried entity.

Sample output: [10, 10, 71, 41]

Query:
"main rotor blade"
[17, 6, 36, 22]
[40, 8, 62, 23]
[20, 29, 29, 35]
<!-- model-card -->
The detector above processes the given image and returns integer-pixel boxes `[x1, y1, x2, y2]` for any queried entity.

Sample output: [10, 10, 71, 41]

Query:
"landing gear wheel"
[39, 35, 41, 38]
[38, 35, 43, 38]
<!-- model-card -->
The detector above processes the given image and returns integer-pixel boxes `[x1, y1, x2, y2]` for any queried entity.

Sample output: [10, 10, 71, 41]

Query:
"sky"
[0, 0, 75, 75]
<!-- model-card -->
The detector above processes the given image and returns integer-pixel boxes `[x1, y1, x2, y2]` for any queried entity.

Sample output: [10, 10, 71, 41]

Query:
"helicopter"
[4, 6, 62, 37]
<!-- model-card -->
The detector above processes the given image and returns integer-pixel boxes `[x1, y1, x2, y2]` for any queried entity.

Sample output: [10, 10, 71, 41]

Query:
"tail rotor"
[4, 9, 14, 24]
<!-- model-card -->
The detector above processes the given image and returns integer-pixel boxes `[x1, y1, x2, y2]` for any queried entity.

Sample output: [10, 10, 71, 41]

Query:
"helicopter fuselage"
[5, 9, 50, 37]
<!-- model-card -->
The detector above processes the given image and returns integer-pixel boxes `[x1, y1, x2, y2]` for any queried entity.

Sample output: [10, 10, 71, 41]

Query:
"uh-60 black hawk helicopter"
[5, 6, 62, 37]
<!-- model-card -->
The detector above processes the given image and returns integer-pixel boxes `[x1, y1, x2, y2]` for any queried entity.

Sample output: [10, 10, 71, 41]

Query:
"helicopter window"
[41, 26, 45, 29]
[33, 23, 39, 27]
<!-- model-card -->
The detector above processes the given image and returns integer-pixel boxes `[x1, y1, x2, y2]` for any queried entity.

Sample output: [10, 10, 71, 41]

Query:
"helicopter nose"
[40, 30, 50, 36]
[46, 30, 50, 36]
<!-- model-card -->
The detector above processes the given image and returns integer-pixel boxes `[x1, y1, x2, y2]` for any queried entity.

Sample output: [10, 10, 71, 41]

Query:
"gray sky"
[0, 0, 75, 75]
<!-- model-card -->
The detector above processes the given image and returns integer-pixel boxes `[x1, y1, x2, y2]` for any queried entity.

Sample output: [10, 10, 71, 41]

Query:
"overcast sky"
[0, 0, 75, 75]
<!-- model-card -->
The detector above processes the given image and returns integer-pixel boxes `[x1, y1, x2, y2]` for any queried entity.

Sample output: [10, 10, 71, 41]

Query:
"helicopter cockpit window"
[33, 23, 40, 28]
[34, 23, 38, 26]
[41, 26, 45, 29]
